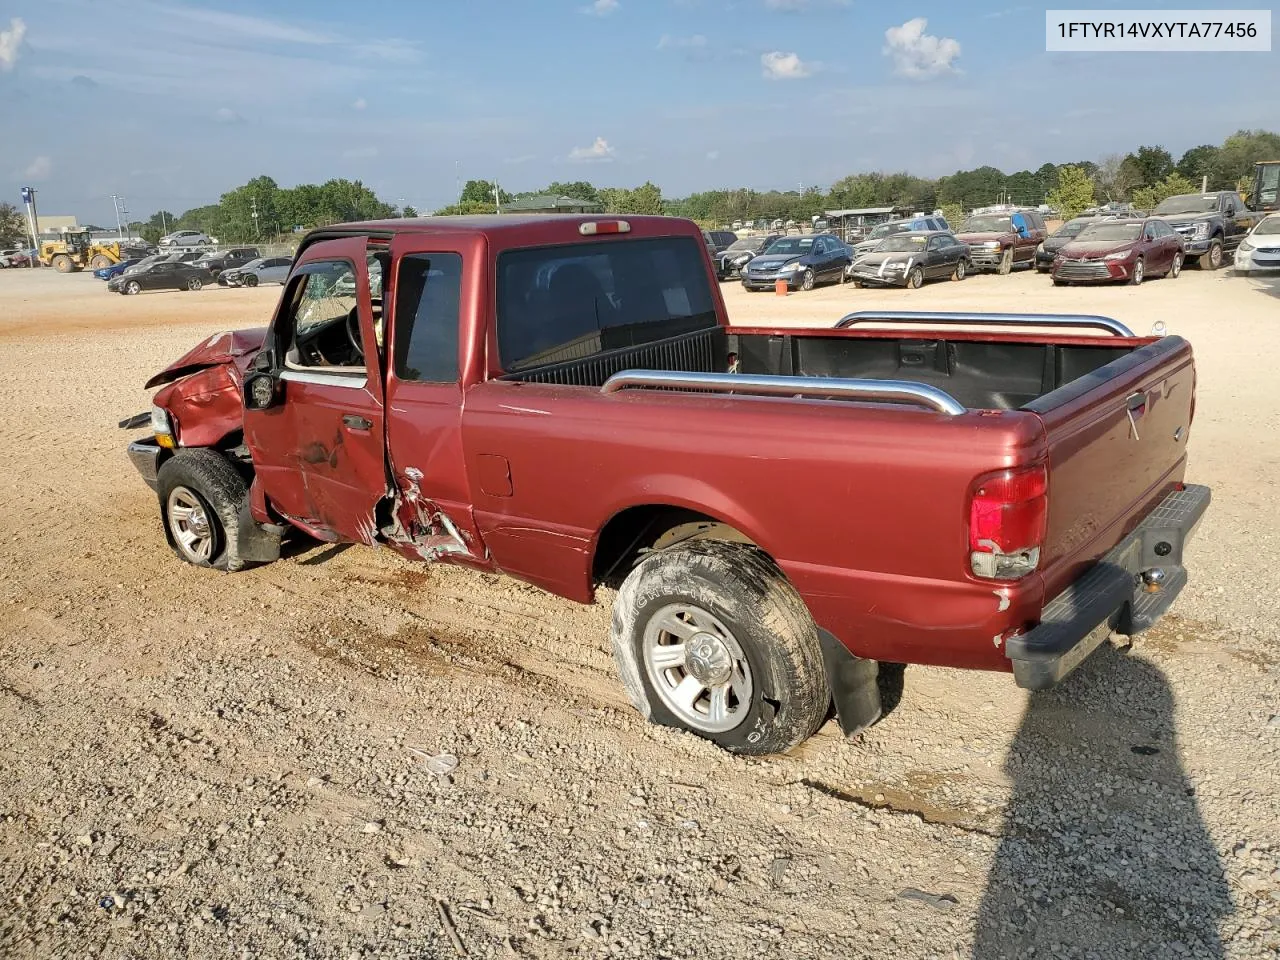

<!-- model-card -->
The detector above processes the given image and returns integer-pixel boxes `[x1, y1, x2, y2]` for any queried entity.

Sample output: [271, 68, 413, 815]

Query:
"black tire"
[997, 247, 1013, 276]
[186, 277, 203, 291]
[1052, 277, 1066, 286]
[610, 540, 829, 755]
[907, 265, 924, 289]
[1197, 238, 1223, 270]
[52, 254, 74, 274]
[156, 449, 251, 572]
[90, 254, 112, 270]
[124, 280, 141, 295]
[952, 259, 967, 281]
[1129, 257, 1145, 286]
[1168, 252, 1183, 279]
[799, 268, 815, 292]
[244, 274, 259, 288]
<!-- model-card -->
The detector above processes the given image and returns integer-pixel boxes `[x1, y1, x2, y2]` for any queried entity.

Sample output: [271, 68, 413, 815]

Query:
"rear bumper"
[127, 439, 165, 491]
[1005, 483, 1211, 690]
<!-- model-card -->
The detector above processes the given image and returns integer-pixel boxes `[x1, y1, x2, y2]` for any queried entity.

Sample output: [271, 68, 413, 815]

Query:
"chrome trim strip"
[834, 309, 1135, 337]
[280, 368, 368, 389]
[601, 369, 966, 416]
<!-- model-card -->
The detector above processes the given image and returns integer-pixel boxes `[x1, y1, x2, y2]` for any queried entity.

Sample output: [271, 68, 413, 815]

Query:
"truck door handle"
[342, 414, 372, 430]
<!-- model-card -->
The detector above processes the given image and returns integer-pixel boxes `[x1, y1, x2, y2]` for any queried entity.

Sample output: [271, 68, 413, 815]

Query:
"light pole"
[111, 194, 126, 241]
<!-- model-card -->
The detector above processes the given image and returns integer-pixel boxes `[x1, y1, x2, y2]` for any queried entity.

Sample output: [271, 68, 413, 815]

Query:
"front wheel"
[611, 540, 829, 755]
[1129, 257, 1145, 285]
[156, 449, 251, 572]
[1197, 238, 1223, 270]
[1168, 252, 1183, 279]
[997, 247, 1013, 275]
[52, 254, 74, 274]
[952, 259, 967, 281]
[124, 280, 141, 295]
[90, 254, 112, 269]
[186, 277, 203, 291]
[907, 265, 925, 289]
[799, 268, 815, 292]
[244, 274, 259, 288]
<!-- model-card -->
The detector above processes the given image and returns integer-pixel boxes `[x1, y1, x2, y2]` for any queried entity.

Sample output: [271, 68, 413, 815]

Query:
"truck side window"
[393, 253, 462, 383]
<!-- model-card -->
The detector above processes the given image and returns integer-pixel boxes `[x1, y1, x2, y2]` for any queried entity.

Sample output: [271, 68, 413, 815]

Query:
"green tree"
[0, 202, 30, 245]
[1176, 145, 1219, 186]
[1094, 154, 1137, 202]
[544, 180, 600, 204]
[401, 205, 419, 218]
[1124, 145, 1175, 189]
[1035, 162, 1060, 196]
[459, 180, 511, 207]
[937, 166, 1006, 210]
[1212, 129, 1280, 189]
[1047, 165, 1096, 219]
[1132, 172, 1198, 212]
[1005, 170, 1042, 206]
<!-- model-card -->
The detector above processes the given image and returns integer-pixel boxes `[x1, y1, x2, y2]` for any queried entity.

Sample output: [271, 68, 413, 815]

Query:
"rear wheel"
[997, 247, 1013, 275]
[1129, 257, 1145, 285]
[1197, 238, 1223, 270]
[611, 540, 828, 755]
[52, 254, 74, 273]
[907, 265, 925, 289]
[156, 449, 251, 572]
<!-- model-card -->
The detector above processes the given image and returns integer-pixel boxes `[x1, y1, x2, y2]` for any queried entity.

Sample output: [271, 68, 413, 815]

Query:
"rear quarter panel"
[461, 383, 1048, 670]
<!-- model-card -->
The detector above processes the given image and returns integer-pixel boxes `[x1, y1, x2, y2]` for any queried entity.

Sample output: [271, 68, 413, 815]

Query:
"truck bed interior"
[501, 325, 1142, 412]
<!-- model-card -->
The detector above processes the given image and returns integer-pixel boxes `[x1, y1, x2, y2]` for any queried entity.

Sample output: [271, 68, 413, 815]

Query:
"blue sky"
[1, 0, 1277, 225]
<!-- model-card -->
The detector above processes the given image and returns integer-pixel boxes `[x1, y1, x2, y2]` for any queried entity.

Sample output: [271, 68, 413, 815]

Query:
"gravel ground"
[0, 266, 1277, 959]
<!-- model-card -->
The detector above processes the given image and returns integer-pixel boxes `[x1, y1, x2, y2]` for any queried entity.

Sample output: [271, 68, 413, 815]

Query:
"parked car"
[1035, 217, 1098, 272]
[0, 247, 29, 267]
[1233, 212, 1280, 274]
[158, 230, 212, 248]
[219, 256, 292, 287]
[1050, 218, 1184, 285]
[1151, 191, 1257, 270]
[124, 254, 172, 275]
[957, 209, 1047, 274]
[119, 214, 1208, 756]
[192, 246, 260, 277]
[94, 258, 142, 280]
[715, 234, 781, 280]
[107, 260, 213, 294]
[846, 231, 971, 288]
[850, 215, 951, 258]
[741, 234, 851, 291]
[706, 230, 737, 253]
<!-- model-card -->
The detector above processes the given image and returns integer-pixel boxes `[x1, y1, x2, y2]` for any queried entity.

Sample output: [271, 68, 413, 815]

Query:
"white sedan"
[158, 230, 212, 247]
[1234, 213, 1280, 274]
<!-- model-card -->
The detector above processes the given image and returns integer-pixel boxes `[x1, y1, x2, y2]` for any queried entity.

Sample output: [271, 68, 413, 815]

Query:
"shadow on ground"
[973, 644, 1232, 958]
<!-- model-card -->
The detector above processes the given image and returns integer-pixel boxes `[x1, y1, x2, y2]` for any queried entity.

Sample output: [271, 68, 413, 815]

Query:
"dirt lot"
[1, 265, 1277, 959]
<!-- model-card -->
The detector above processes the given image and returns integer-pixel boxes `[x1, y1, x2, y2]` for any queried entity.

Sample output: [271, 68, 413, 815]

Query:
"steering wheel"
[345, 308, 364, 361]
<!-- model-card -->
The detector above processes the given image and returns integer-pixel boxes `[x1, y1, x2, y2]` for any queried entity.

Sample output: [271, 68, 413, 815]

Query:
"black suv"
[192, 246, 261, 278]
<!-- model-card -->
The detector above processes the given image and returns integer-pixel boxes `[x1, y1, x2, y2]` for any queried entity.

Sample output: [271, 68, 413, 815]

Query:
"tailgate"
[1028, 336, 1196, 598]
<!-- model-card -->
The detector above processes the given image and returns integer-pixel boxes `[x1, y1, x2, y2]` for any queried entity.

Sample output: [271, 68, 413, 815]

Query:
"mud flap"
[817, 628, 882, 737]
[235, 500, 282, 565]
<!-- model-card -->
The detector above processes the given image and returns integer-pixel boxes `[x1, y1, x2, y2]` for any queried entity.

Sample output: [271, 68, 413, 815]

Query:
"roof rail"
[601, 370, 966, 416]
[834, 310, 1135, 338]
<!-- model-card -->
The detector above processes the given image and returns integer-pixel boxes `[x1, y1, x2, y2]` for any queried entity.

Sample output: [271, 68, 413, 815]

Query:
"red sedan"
[1051, 218, 1184, 285]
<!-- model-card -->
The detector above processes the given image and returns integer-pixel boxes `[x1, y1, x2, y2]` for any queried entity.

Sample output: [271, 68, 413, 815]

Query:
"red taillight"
[579, 220, 631, 236]
[968, 464, 1048, 580]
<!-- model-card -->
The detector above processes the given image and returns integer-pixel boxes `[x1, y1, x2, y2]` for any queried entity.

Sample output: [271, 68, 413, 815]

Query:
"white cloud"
[761, 51, 815, 80]
[353, 97, 367, 110]
[343, 145, 379, 159]
[706, 150, 720, 161]
[16, 155, 51, 180]
[581, 0, 619, 15]
[214, 107, 245, 124]
[161, 7, 332, 45]
[0, 17, 26, 71]
[568, 137, 616, 162]
[883, 18, 960, 79]
[657, 33, 706, 50]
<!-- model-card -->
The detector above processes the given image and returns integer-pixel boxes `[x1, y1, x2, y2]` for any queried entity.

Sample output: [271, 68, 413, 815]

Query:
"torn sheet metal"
[381, 466, 481, 562]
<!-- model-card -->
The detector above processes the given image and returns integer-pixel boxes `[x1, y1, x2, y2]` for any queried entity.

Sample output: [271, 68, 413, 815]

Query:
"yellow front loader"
[38, 231, 128, 273]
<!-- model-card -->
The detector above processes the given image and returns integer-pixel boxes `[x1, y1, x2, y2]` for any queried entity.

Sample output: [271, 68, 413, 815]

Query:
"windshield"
[879, 235, 929, 252]
[763, 237, 815, 256]
[725, 238, 764, 253]
[961, 216, 1012, 233]
[1254, 215, 1280, 236]
[1077, 222, 1142, 242]
[1154, 195, 1219, 215]
[1053, 219, 1092, 239]
[867, 222, 907, 240]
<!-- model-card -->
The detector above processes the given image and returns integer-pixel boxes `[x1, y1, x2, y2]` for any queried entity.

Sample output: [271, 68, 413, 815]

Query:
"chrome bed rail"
[834, 309, 1136, 338]
[600, 369, 967, 416]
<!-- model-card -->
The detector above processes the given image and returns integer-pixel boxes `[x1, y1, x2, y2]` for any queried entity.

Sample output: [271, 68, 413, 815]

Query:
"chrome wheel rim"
[1209, 244, 1221, 268]
[126, 281, 139, 295]
[188, 278, 201, 290]
[643, 603, 753, 734]
[1171, 254, 1182, 277]
[801, 270, 814, 291]
[167, 486, 216, 563]
[1133, 260, 1144, 284]
[955, 261, 965, 280]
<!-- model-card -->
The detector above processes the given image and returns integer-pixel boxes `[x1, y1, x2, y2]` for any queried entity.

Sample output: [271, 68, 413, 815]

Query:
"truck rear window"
[497, 236, 717, 371]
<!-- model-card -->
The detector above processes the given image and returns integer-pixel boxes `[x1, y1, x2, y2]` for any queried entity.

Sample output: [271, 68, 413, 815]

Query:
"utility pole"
[251, 195, 260, 240]
[1201, 174, 1209, 193]
[111, 194, 125, 241]
[20, 186, 39, 266]
[493, 181, 502, 215]
[160, 210, 168, 235]
[455, 160, 461, 201]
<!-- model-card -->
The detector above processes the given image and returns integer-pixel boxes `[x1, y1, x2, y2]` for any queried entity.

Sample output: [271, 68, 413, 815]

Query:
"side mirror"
[243, 370, 281, 410]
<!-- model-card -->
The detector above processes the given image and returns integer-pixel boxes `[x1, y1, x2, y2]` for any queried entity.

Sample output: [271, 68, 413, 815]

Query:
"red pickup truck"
[122, 215, 1209, 755]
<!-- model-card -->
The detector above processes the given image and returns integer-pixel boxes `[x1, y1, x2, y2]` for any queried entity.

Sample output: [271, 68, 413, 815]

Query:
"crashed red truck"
[121, 215, 1210, 755]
